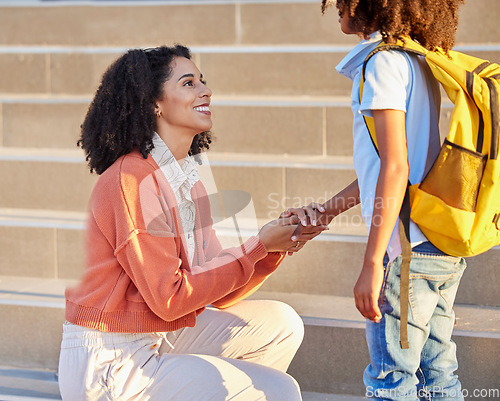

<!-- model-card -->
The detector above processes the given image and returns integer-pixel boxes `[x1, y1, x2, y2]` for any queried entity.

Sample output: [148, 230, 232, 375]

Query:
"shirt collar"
[149, 132, 199, 194]
[335, 31, 383, 81]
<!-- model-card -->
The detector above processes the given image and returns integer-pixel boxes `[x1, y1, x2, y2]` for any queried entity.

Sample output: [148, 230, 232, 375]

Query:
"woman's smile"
[194, 103, 211, 115]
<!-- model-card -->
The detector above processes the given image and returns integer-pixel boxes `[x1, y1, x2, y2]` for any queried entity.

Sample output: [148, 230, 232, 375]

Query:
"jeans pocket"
[379, 260, 394, 310]
[408, 273, 446, 326]
[408, 256, 465, 326]
[439, 261, 465, 309]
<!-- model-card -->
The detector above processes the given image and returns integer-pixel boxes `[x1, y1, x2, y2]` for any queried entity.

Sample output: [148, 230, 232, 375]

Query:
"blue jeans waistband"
[412, 241, 447, 256]
[383, 242, 448, 265]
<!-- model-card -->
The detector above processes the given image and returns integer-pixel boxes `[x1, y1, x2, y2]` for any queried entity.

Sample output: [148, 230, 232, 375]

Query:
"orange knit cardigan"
[65, 150, 284, 332]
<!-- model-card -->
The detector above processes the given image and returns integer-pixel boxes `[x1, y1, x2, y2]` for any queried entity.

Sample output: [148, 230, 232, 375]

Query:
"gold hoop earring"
[156, 110, 161, 117]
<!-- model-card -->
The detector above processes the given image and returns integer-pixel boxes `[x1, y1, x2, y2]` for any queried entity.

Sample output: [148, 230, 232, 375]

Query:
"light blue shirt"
[336, 32, 442, 260]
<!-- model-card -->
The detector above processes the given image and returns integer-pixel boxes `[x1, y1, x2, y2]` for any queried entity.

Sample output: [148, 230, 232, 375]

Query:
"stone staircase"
[0, 0, 499, 399]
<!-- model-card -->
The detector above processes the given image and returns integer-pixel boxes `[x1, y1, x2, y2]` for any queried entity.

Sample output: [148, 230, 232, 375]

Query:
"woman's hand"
[257, 216, 328, 253]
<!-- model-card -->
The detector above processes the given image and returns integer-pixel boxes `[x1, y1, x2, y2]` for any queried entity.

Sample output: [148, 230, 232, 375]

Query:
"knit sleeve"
[211, 251, 284, 309]
[115, 232, 268, 322]
[107, 155, 270, 322]
[192, 183, 284, 309]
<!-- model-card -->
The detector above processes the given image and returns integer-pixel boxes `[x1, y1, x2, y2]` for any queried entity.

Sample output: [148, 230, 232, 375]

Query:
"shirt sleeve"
[360, 50, 411, 117]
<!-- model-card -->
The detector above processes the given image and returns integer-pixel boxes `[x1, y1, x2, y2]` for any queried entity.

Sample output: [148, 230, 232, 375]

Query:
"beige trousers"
[58, 300, 304, 401]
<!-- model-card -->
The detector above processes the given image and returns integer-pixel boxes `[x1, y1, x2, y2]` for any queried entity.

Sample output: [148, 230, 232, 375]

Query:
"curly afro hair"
[321, 0, 464, 52]
[78, 45, 212, 174]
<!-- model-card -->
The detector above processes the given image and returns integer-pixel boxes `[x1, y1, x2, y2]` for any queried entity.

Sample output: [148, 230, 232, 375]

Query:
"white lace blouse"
[149, 132, 199, 265]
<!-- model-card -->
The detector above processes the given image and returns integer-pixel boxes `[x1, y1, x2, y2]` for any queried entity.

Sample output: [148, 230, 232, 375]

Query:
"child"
[285, 0, 467, 399]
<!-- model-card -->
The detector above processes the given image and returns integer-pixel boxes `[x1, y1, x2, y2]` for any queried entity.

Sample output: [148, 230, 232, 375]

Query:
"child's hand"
[354, 263, 384, 322]
[281, 202, 332, 242]
[280, 202, 326, 227]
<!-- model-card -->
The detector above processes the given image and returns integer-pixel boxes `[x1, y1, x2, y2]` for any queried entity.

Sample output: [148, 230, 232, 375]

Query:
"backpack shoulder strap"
[359, 38, 427, 154]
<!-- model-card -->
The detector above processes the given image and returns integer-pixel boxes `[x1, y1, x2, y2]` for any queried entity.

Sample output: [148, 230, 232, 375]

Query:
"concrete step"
[0, 150, 98, 213]
[0, 149, 357, 218]
[0, 366, 60, 400]
[302, 394, 364, 401]
[0, 96, 354, 157]
[1, 47, 499, 97]
[253, 291, 500, 399]
[199, 48, 500, 99]
[1, 209, 499, 307]
[0, 49, 350, 97]
[0, 367, 365, 401]
[0, 0, 497, 46]
[0, 1, 354, 48]
[0, 96, 455, 158]
[0, 279, 498, 399]
[259, 238, 500, 308]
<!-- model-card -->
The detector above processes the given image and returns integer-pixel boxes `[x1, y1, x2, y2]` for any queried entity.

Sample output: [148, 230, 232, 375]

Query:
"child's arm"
[281, 179, 360, 235]
[322, 179, 360, 222]
[354, 109, 409, 322]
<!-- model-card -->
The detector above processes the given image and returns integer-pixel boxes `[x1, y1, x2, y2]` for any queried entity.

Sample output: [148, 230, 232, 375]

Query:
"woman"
[58, 45, 327, 400]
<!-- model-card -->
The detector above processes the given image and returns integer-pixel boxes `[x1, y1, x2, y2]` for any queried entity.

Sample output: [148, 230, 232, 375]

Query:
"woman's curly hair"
[322, 0, 464, 52]
[78, 45, 212, 174]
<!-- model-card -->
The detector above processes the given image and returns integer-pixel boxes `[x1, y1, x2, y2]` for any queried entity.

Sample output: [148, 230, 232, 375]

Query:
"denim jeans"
[364, 242, 467, 401]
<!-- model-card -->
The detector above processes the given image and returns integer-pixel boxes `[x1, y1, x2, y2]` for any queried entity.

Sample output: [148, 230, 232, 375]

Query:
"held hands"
[258, 215, 328, 254]
[277, 202, 333, 255]
[281, 202, 335, 241]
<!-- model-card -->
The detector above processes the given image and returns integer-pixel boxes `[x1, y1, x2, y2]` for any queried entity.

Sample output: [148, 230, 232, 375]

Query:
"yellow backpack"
[360, 37, 500, 258]
[359, 37, 500, 349]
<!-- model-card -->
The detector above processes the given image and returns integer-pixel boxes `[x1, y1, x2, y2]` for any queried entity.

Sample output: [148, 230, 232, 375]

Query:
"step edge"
[0, 208, 369, 240]
[0, 0, 321, 7]
[0, 94, 353, 107]
[0, 280, 498, 336]
[0, 44, 499, 54]
[0, 94, 449, 107]
[0, 147, 355, 169]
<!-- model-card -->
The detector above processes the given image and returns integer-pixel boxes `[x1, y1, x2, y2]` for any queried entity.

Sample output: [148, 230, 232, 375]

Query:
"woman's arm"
[354, 109, 409, 322]
[211, 251, 284, 309]
[207, 218, 327, 309]
[114, 175, 326, 321]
